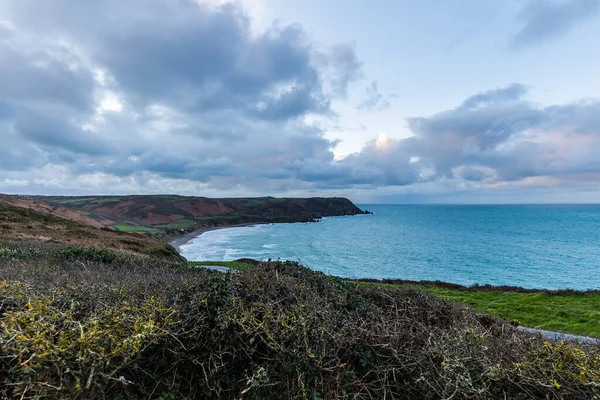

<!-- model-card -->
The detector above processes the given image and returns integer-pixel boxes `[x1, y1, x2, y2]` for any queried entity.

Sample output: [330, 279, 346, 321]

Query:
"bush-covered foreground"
[349, 279, 600, 338]
[1, 248, 600, 399]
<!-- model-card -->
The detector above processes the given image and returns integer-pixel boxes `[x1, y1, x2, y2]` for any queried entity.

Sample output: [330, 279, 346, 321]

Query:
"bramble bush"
[1, 247, 599, 399]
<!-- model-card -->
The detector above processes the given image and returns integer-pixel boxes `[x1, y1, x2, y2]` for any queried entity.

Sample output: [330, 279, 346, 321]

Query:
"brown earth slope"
[33, 195, 369, 233]
[0, 194, 116, 229]
[0, 200, 179, 258]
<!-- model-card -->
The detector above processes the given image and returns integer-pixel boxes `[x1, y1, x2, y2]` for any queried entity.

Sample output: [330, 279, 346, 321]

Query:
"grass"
[354, 280, 600, 338]
[189, 260, 258, 271]
[194, 215, 244, 221]
[155, 218, 198, 229]
[246, 199, 267, 207]
[0, 203, 183, 259]
[426, 288, 600, 338]
[114, 224, 160, 232]
[53, 197, 122, 205]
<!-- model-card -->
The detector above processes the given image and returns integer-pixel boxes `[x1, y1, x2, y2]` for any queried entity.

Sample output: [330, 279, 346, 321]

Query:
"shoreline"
[170, 223, 600, 293]
[169, 223, 600, 344]
[170, 223, 265, 253]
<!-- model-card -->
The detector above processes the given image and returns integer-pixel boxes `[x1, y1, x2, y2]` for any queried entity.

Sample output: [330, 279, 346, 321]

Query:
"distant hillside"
[0, 199, 179, 259]
[30, 195, 370, 235]
[0, 194, 116, 229]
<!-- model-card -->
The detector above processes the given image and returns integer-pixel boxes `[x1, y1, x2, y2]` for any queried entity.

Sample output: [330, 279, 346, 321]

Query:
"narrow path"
[516, 326, 599, 345]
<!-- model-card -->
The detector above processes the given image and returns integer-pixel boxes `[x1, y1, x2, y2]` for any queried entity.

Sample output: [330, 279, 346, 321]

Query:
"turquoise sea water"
[179, 205, 600, 290]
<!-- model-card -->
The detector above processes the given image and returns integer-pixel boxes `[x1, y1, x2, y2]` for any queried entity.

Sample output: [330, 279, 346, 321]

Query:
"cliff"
[28, 195, 370, 235]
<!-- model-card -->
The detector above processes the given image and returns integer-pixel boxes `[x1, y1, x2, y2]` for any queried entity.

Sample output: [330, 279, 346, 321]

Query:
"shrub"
[59, 247, 123, 263]
[0, 247, 41, 259]
[0, 282, 177, 398]
[0, 255, 599, 399]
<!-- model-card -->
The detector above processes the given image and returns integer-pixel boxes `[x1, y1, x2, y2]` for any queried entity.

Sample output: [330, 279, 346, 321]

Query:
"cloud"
[362, 84, 600, 188]
[1, 0, 600, 201]
[460, 83, 527, 109]
[357, 81, 391, 111]
[0, 0, 366, 194]
[511, 0, 599, 49]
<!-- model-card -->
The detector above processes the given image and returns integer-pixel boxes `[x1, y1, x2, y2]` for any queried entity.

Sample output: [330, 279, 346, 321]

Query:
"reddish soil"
[174, 199, 233, 216]
[0, 195, 115, 229]
[84, 200, 138, 217]
[0, 199, 177, 258]
[140, 213, 186, 225]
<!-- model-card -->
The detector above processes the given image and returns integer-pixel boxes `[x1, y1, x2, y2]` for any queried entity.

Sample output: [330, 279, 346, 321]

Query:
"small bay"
[180, 204, 600, 290]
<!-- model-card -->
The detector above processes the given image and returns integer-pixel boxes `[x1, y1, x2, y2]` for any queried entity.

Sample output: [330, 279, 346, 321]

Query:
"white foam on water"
[180, 225, 267, 261]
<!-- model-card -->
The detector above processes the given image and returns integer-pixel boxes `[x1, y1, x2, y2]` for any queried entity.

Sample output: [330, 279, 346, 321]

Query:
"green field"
[155, 219, 198, 229]
[426, 288, 600, 338]
[189, 260, 257, 271]
[355, 280, 600, 338]
[245, 199, 267, 207]
[54, 197, 122, 205]
[114, 224, 160, 232]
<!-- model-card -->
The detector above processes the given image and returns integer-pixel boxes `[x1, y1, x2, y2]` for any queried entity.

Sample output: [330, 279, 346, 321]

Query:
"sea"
[179, 205, 600, 290]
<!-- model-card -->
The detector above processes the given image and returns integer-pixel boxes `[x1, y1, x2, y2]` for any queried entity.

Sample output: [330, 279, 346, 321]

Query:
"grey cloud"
[78, 150, 247, 183]
[317, 138, 420, 188]
[253, 84, 330, 120]
[459, 167, 492, 182]
[0, 0, 365, 192]
[400, 84, 600, 184]
[15, 113, 112, 156]
[406, 100, 544, 179]
[511, 0, 599, 49]
[5, 0, 359, 121]
[326, 43, 363, 97]
[0, 135, 47, 171]
[358, 81, 391, 111]
[541, 101, 600, 133]
[5, 0, 600, 198]
[460, 83, 527, 109]
[316, 83, 600, 192]
[0, 39, 95, 112]
[260, 169, 292, 180]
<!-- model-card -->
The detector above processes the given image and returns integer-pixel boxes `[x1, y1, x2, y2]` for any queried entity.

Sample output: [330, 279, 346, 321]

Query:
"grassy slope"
[34, 195, 367, 236]
[0, 202, 180, 259]
[189, 260, 257, 271]
[352, 280, 600, 338]
[114, 224, 160, 232]
[427, 288, 600, 338]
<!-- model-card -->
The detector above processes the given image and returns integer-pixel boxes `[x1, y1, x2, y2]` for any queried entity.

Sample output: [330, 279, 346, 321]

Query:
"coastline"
[170, 223, 264, 253]
[169, 222, 600, 344]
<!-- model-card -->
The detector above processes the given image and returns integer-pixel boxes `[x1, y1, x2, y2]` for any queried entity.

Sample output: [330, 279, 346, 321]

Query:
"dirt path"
[516, 326, 599, 345]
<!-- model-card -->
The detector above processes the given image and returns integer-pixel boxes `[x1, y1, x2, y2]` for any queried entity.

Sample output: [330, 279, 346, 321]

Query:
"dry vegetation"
[0, 202, 181, 260]
[1, 244, 599, 399]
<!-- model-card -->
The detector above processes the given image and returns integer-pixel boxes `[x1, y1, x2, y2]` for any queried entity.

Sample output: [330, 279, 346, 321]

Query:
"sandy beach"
[170, 223, 264, 253]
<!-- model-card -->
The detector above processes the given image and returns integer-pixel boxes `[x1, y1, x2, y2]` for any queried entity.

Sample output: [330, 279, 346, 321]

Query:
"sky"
[1, 0, 600, 203]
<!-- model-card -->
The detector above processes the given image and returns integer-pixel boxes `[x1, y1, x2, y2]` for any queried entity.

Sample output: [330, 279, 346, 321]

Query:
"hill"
[0, 198, 179, 259]
[0, 194, 116, 229]
[30, 195, 370, 236]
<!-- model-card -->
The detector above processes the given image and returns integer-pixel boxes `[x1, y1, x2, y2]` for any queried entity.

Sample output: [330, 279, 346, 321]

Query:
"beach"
[170, 223, 264, 253]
